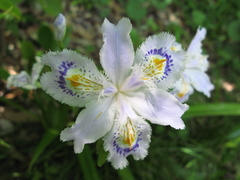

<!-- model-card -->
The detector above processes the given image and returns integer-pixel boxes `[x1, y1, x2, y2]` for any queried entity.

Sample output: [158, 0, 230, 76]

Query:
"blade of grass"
[0, 138, 11, 148]
[117, 167, 135, 180]
[28, 129, 59, 172]
[183, 103, 240, 118]
[96, 139, 108, 167]
[77, 145, 100, 180]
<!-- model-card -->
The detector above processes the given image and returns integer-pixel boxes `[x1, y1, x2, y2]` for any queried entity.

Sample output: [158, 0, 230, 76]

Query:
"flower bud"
[54, 13, 66, 41]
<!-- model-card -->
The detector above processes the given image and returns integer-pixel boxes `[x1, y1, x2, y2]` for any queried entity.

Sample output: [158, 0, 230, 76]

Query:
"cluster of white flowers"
[171, 27, 214, 102]
[6, 15, 214, 169]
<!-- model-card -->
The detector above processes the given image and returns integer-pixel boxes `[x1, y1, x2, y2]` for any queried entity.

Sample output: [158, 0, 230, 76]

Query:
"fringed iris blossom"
[40, 18, 188, 169]
[7, 57, 43, 90]
[172, 27, 214, 102]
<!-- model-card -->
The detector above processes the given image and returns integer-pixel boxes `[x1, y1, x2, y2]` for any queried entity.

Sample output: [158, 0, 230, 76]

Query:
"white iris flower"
[40, 18, 188, 169]
[172, 27, 214, 102]
[7, 57, 43, 90]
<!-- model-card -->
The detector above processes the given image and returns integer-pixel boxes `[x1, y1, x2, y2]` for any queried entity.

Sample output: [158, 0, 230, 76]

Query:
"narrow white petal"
[186, 69, 214, 97]
[100, 18, 134, 86]
[41, 49, 105, 107]
[130, 90, 188, 129]
[135, 32, 186, 90]
[103, 117, 151, 169]
[60, 97, 114, 153]
[187, 27, 206, 55]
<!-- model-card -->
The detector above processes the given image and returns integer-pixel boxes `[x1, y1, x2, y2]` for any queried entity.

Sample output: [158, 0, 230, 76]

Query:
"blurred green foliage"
[1, 0, 240, 180]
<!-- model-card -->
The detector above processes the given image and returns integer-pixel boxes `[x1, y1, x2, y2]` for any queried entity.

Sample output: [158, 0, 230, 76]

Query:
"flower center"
[122, 118, 137, 148]
[140, 48, 174, 83]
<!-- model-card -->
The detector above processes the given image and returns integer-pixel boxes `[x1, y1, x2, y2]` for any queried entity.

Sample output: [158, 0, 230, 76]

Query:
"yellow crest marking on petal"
[154, 58, 166, 71]
[66, 74, 103, 91]
[141, 57, 167, 80]
[176, 80, 190, 98]
[122, 118, 137, 149]
[177, 92, 185, 98]
[94, 112, 103, 120]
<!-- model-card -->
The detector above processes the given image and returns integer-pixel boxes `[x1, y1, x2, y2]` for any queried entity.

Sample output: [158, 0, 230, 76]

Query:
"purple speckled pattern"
[54, 60, 81, 97]
[112, 128, 143, 157]
[53, 60, 101, 99]
[144, 48, 174, 82]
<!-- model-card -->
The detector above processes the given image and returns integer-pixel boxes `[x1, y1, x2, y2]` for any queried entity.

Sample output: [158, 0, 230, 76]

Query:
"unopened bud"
[54, 13, 66, 41]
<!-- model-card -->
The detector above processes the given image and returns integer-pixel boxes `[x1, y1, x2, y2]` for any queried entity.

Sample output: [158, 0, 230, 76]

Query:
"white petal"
[60, 97, 114, 153]
[171, 75, 194, 103]
[171, 42, 182, 51]
[186, 54, 209, 72]
[135, 32, 186, 90]
[100, 18, 134, 86]
[41, 49, 104, 107]
[130, 90, 188, 129]
[187, 27, 206, 55]
[119, 66, 144, 92]
[185, 69, 214, 97]
[103, 117, 151, 169]
[7, 71, 32, 89]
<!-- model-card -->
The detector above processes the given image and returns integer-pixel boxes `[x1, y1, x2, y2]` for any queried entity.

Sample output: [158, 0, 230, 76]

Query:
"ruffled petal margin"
[41, 49, 104, 107]
[103, 118, 151, 169]
[135, 32, 186, 90]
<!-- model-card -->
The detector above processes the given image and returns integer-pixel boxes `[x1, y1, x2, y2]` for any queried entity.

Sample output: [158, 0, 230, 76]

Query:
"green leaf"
[0, 139, 11, 148]
[38, 25, 56, 50]
[225, 136, 240, 148]
[28, 130, 59, 171]
[228, 128, 240, 139]
[151, 0, 172, 10]
[126, 0, 147, 23]
[130, 28, 143, 49]
[0, 0, 21, 20]
[192, 10, 206, 26]
[0, 67, 9, 80]
[77, 146, 101, 180]
[21, 41, 35, 60]
[227, 20, 240, 42]
[96, 139, 108, 167]
[38, 0, 62, 16]
[183, 103, 240, 118]
[117, 167, 135, 180]
[21, 41, 36, 71]
[181, 147, 203, 159]
[9, 0, 25, 4]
